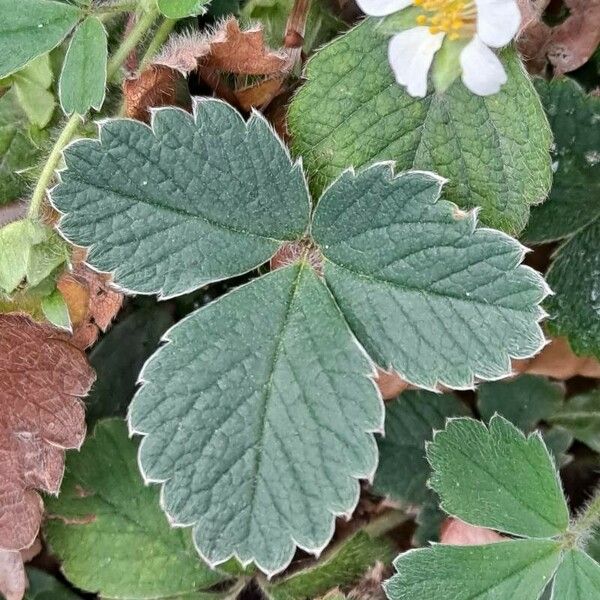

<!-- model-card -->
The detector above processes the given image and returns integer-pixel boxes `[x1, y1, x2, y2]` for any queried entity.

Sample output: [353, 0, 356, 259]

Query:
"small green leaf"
[477, 375, 563, 432]
[373, 390, 469, 504]
[59, 16, 108, 115]
[12, 54, 55, 127]
[551, 549, 600, 599]
[44, 419, 229, 599]
[41, 288, 71, 330]
[128, 263, 383, 575]
[289, 19, 552, 234]
[0, 219, 68, 294]
[52, 101, 311, 297]
[266, 532, 395, 600]
[384, 539, 562, 600]
[25, 567, 82, 599]
[549, 390, 600, 452]
[0, 89, 47, 204]
[311, 165, 548, 390]
[157, 0, 210, 18]
[427, 415, 569, 538]
[0, 0, 82, 78]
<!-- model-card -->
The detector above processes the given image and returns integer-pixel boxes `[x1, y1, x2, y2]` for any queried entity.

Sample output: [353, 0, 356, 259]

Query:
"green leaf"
[373, 390, 469, 504]
[24, 567, 82, 599]
[157, 0, 210, 18]
[0, 89, 46, 204]
[288, 19, 552, 235]
[549, 390, 600, 452]
[59, 16, 107, 115]
[85, 303, 174, 426]
[0, 219, 68, 294]
[52, 100, 310, 297]
[266, 531, 395, 600]
[41, 288, 71, 330]
[477, 375, 563, 432]
[44, 419, 229, 599]
[311, 165, 548, 390]
[521, 79, 600, 359]
[0, 0, 81, 78]
[412, 500, 446, 545]
[128, 263, 383, 575]
[551, 549, 600, 599]
[427, 415, 569, 538]
[12, 54, 55, 128]
[524, 78, 600, 244]
[384, 539, 563, 600]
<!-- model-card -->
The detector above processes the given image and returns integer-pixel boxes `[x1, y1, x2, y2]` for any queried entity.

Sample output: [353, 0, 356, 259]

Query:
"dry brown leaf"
[513, 337, 600, 379]
[518, 0, 600, 74]
[123, 65, 182, 123]
[0, 315, 95, 553]
[234, 77, 286, 111]
[440, 518, 505, 545]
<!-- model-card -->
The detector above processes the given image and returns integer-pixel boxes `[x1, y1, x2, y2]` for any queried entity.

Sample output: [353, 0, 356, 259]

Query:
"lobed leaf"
[128, 263, 383, 575]
[52, 100, 310, 298]
[427, 415, 569, 538]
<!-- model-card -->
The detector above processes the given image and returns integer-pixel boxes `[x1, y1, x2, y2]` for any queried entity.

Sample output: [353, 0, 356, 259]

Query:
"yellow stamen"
[412, 0, 477, 38]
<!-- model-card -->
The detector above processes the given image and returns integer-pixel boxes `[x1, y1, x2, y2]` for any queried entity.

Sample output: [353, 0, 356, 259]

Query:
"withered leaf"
[518, 0, 600, 74]
[0, 315, 94, 552]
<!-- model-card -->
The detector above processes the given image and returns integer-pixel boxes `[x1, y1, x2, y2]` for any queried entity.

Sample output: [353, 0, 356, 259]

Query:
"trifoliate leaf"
[266, 532, 395, 600]
[427, 415, 569, 538]
[128, 263, 383, 575]
[0, 219, 68, 295]
[549, 390, 600, 452]
[12, 54, 55, 128]
[288, 19, 552, 235]
[59, 17, 107, 116]
[384, 539, 562, 600]
[373, 390, 469, 504]
[477, 375, 563, 432]
[551, 549, 600, 599]
[44, 419, 229, 599]
[157, 0, 210, 18]
[0, 0, 82, 78]
[523, 79, 600, 359]
[52, 100, 310, 297]
[24, 568, 81, 600]
[311, 165, 548, 390]
[0, 89, 46, 204]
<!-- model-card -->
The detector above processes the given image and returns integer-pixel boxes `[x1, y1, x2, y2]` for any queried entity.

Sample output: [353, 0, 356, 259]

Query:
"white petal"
[388, 27, 445, 98]
[460, 36, 507, 95]
[475, 0, 521, 47]
[355, 0, 413, 16]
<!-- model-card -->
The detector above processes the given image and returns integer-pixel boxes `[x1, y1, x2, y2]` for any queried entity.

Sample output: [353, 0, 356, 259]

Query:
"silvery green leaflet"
[51, 98, 548, 575]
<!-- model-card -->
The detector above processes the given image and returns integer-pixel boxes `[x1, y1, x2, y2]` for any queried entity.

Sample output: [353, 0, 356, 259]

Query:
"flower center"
[413, 0, 477, 40]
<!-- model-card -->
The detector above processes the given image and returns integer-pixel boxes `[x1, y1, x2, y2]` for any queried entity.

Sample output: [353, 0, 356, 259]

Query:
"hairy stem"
[363, 509, 410, 538]
[139, 17, 176, 70]
[573, 487, 600, 543]
[27, 6, 159, 221]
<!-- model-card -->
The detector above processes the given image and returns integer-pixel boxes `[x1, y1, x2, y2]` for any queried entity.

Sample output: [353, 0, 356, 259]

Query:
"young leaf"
[12, 55, 55, 128]
[523, 79, 600, 359]
[51, 100, 310, 297]
[59, 17, 108, 116]
[373, 391, 469, 504]
[40, 288, 71, 330]
[549, 390, 600, 452]
[288, 19, 552, 235]
[0, 0, 82, 78]
[427, 415, 569, 538]
[0, 90, 46, 205]
[384, 539, 563, 600]
[311, 165, 548, 390]
[157, 0, 210, 18]
[0, 314, 94, 552]
[266, 532, 395, 600]
[44, 419, 229, 600]
[477, 375, 563, 432]
[551, 549, 600, 599]
[128, 263, 383, 575]
[24, 567, 82, 600]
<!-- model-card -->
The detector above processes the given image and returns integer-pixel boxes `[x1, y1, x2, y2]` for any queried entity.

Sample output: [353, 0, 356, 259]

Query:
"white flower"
[356, 0, 521, 97]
